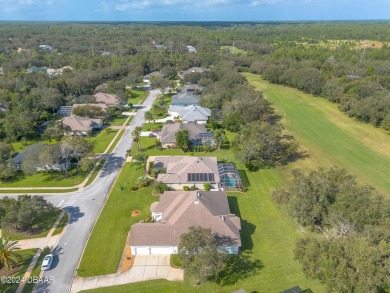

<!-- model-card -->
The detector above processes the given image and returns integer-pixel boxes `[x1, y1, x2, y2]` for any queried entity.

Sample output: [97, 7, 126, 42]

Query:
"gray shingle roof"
[171, 93, 200, 106]
[169, 105, 211, 122]
[159, 123, 206, 144]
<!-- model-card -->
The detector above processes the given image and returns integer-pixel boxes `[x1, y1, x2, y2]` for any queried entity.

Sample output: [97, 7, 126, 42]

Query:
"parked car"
[41, 254, 54, 271]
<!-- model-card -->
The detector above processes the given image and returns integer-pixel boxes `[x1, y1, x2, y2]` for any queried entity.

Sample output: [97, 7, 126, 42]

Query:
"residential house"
[46, 66, 73, 76]
[26, 66, 47, 74]
[168, 105, 211, 124]
[129, 190, 241, 255]
[62, 116, 103, 135]
[158, 123, 213, 148]
[178, 84, 203, 94]
[150, 156, 220, 190]
[57, 106, 73, 117]
[178, 67, 204, 79]
[187, 45, 197, 53]
[143, 71, 165, 83]
[94, 92, 118, 105]
[12, 144, 70, 171]
[171, 93, 200, 106]
[38, 45, 53, 52]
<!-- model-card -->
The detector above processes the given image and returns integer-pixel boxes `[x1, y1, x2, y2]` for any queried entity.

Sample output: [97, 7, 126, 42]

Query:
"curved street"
[26, 90, 160, 293]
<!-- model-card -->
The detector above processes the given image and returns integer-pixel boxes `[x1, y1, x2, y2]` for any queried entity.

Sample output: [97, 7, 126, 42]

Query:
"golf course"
[244, 73, 390, 197]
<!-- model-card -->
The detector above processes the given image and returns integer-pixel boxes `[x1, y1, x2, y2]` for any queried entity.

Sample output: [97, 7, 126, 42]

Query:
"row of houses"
[57, 92, 119, 135]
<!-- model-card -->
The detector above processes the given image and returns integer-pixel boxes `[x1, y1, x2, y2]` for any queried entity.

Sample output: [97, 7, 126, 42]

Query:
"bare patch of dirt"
[131, 210, 141, 217]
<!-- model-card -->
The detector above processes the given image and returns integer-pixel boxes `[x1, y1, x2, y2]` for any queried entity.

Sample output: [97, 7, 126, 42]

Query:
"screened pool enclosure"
[217, 163, 242, 190]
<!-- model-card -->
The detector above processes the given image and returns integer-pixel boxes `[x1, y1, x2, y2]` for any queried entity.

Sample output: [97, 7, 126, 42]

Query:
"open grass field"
[77, 163, 159, 277]
[0, 170, 88, 188]
[0, 249, 37, 293]
[88, 129, 119, 153]
[244, 73, 390, 197]
[220, 45, 247, 55]
[3, 209, 61, 240]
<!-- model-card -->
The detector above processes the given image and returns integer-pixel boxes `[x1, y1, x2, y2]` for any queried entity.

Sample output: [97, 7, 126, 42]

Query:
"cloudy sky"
[0, 0, 388, 21]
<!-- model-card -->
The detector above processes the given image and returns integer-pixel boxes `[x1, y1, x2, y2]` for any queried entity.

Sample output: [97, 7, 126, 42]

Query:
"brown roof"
[158, 123, 206, 144]
[94, 92, 118, 105]
[130, 191, 241, 247]
[155, 156, 220, 184]
[62, 116, 102, 132]
[72, 103, 108, 113]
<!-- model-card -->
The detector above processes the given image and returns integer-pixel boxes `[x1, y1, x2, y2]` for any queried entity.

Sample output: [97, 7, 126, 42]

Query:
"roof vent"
[221, 216, 225, 221]
[194, 200, 200, 204]
[197, 191, 201, 198]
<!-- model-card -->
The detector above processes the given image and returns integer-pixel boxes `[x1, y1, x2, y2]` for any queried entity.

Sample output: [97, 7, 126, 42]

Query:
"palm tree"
[133, 153, 148, 174]
[132, 126, 142, 152]
[212, 129, 226, 150]
[0, 237, 22, 271]
[144, 111, 154, 130]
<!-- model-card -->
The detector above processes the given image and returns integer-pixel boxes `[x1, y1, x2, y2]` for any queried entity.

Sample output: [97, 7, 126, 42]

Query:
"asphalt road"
[28, 90, 160, 293]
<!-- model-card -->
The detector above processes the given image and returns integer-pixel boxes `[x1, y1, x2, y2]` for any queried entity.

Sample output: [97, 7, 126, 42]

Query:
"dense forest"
[0, 21, 389, 143]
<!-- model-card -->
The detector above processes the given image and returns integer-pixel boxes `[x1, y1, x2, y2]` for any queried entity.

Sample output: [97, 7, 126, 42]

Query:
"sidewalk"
[71, 255, 183, 292]
[16, 211, 67, 293]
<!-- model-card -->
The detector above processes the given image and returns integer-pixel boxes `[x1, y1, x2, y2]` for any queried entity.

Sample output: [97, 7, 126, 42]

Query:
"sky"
[0, 0, 389, 21]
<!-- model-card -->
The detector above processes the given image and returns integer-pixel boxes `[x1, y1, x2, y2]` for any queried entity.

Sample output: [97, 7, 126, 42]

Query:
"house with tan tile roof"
[94, 92, 118, 105]
[129, 190, 241, 255]
[151, 156, 220, 190]
[62, 116, 103, 135]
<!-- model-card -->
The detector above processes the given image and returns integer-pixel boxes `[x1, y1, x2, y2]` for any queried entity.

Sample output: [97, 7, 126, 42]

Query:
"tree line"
[273, 167, 389, 292]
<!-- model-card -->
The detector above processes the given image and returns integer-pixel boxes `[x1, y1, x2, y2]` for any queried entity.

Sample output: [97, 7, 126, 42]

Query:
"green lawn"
[107, 130, 125, 153]
[0, 188, 79, 194]
[0, 249, 37, 293]
[52, 212, 68, 236]
[3, 209, 61, 240]
[141, 122, 164, 131]
[84, 160, 106, 188]
[128, 90, 148, 105]
[21, 247, 51, 293]
[12, 139, 57, 153]
[243, 73, 390, 197]
[88, 129, 119, 153]
[220, 45, 247, 55]
[0, 169, 88, 188]
[108, 116, 128, 127]
[77, 163, 159, 277]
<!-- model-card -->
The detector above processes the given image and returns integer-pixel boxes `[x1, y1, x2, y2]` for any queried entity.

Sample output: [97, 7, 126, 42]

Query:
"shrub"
[204, 183, 211, 191]
[130, 186, 139, 191]
[183, 186, 190, 191]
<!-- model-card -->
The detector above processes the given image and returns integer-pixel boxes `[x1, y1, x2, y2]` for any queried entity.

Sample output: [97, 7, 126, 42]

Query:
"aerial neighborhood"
[0, 21, 388, 293]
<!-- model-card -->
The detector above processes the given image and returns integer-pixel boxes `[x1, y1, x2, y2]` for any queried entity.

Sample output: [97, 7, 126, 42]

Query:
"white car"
[41, 254, 54, 271]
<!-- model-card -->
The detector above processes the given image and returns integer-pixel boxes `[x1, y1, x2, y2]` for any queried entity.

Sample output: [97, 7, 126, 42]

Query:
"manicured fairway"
[244, 73, 390, 197]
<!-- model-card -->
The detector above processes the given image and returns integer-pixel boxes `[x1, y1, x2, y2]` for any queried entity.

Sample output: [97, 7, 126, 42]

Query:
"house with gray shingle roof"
[168, 105, 211, 124]
[178, 67, 204, 78]
[158, 123, 213, 148]
[171, 93, 200, 106]
[129, 190, 241, 255]
[143, 71, 166, 83]
[178, 84, 203, 94]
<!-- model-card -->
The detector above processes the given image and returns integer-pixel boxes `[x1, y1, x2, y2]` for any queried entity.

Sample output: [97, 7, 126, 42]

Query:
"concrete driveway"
[70, 255, 183, 292]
